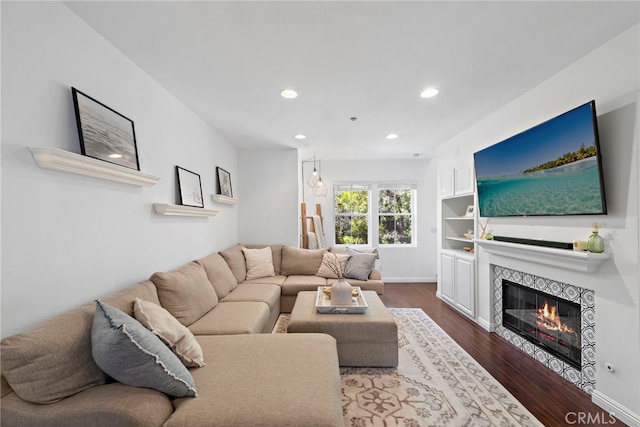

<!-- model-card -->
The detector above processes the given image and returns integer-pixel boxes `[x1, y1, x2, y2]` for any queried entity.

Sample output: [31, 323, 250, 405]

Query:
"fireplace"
[491, 265, 595, 393]
[502, 280, 581, 369]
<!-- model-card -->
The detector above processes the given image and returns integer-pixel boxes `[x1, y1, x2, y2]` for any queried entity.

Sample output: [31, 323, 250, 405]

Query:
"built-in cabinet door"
[440, 252, 455, 304]
[454, 165, 474, 195]
[440, 171, 454, 198]
[454, 256, 475, 318]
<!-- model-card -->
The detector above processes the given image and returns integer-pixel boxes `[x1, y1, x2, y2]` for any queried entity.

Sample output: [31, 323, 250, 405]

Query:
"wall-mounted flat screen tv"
[474, 100, 607, 217]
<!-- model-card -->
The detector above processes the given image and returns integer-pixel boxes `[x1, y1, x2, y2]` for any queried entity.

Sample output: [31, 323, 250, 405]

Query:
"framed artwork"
[216, 167, 233, 197]
[465, 205, 475, 217]
[71, 87, 140, 170]
[176, 166, 204, 208]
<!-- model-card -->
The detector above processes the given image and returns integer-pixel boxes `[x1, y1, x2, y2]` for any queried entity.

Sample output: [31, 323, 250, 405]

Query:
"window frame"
[332, 182, 416, 248]
[333, 183, 372, 247]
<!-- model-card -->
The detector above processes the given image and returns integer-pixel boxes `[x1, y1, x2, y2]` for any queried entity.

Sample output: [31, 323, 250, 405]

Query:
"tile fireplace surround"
[491, 264, 596, 393]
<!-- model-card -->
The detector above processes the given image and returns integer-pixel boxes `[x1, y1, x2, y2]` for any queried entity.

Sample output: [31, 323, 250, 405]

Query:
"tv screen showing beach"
[474, 101, 607, 217]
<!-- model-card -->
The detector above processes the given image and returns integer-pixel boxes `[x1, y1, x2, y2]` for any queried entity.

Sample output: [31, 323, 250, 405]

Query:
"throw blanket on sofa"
[311, 215, 326, 249]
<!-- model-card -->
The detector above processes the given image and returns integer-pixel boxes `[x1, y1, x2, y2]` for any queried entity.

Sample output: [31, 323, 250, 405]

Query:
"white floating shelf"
[30, 147, 159, 187]
[211, 194, 240, 205]
[153, 203, 218, 218]
[474, 239, 610, 273]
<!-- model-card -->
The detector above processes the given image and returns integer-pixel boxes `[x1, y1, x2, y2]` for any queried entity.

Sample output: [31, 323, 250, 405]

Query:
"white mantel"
[474, 239, 610, 273]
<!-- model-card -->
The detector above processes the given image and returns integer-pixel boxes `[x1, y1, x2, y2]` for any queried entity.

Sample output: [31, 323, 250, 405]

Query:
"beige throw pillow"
[316, 252, 351, 279]
[134, 298, 205, 368]
[242, 247, 275, 280]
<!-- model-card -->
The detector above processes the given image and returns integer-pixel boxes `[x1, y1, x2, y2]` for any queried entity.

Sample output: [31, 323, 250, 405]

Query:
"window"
[334, 184, 370, 245]
[378, 185, 415, 245]
[333, 183, 416, 247]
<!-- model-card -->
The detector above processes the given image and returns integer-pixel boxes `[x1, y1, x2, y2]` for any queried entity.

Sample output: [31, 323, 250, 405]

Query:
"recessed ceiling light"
[386, 133, 398, 139]
[295, 134, 306, 140]
[280, 89, 298, 99]
[420, 87, 439, 98]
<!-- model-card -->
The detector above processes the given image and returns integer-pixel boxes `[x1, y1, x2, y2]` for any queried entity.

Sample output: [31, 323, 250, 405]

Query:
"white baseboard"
[592, 390, 640, 427]
[477, 316, 494, 332]
[383, 276, 437, 283]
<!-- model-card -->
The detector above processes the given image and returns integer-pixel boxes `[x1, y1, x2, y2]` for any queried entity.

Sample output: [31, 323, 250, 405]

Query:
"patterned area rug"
[273, 308, 543, 427]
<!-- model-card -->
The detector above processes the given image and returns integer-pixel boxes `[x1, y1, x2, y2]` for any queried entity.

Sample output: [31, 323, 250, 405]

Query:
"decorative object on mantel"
[587, 223, 605, 253]
[29, 147, 159, 187]
[71, 87, 140, 171]
[176, 166, 204, 208]
[479, 218, 491, 239]
[215, 167, 233, 197]
[573, 240, 588, 251]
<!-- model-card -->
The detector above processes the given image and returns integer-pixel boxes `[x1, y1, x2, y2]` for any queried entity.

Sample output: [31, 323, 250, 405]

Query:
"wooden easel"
[300, 202, 323, 249]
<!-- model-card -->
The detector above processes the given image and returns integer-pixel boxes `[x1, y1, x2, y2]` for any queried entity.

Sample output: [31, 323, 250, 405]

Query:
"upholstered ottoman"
[288, 290, 398, 367]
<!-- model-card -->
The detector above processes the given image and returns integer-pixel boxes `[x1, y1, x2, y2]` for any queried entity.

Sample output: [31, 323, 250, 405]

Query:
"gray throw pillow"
[91, 301, 197, 398]
[345, 248, 377, 281]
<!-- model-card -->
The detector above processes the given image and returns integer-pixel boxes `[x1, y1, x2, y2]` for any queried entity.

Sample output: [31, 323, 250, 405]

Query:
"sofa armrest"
[369, 269, 382, 281]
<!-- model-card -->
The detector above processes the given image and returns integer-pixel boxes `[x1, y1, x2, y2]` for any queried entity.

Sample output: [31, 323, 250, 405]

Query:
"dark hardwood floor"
[381, 282, 626, 427]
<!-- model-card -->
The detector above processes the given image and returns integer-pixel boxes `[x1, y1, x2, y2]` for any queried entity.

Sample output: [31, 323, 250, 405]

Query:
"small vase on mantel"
[331, 278, 353, 305]
[587, 223, 605, 253]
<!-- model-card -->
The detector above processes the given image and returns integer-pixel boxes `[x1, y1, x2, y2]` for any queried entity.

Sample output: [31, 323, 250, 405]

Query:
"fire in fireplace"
[502, 280, 582, 369]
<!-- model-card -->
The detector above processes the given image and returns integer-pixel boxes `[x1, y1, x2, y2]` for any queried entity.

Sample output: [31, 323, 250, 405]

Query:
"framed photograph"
[216, 167, 233, 197]
[465, 205, 475, 217]
[176, 166, 204, 208]
[71, 87, 140, 170]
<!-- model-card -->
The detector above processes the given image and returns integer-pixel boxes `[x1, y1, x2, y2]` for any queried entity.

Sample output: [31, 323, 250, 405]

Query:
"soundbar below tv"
[493, 236, 573, 250]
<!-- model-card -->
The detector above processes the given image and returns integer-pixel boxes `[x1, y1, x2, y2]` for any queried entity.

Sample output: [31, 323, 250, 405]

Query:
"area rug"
[273, 308, 543, 427]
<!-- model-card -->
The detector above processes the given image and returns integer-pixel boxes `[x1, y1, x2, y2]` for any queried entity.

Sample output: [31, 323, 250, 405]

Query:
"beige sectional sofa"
[1, 244, 383, 426]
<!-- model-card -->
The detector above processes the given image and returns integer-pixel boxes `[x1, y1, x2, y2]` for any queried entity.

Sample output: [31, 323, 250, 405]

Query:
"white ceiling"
[64, 1, 639, 160]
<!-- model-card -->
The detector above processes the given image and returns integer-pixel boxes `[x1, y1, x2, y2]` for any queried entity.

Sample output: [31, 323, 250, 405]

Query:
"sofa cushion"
[219, 244, 247, 283]
[133, 298, 205, 368]
[281, 275, 327, 296]
[0, 382, 173, 427]
[197, 253, 238, 299]
[92, 301, 197, 398]
[280, 247, 325, 276]
[0, 303, 106, 404]
[316, 252, 351, 279]
[345, 248, 378, 281]
[150, 262, 218, 326]
[242, 275, 287, 286]
[188, 302, 270, 335]
[165, 334, 344, 427]
[242, 246, 275, 280]
[221, 283, 281, 313]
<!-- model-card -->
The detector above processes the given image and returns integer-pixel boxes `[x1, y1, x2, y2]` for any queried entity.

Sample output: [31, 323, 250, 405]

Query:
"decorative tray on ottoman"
[315, 286, 368, 314]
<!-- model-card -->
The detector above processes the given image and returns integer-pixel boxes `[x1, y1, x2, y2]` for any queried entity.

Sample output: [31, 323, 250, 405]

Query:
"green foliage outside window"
[334, 190, 368, 244]
[378, 189, 412, 245]
[334, 187, 414, 246]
